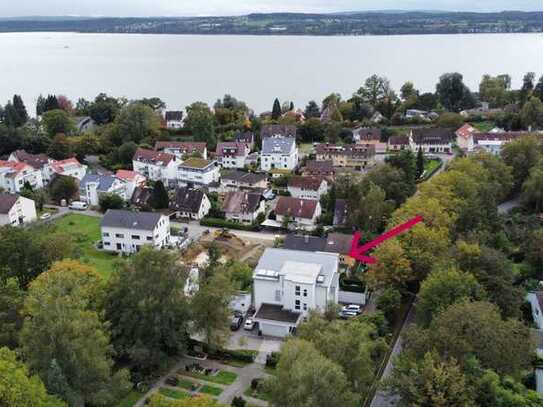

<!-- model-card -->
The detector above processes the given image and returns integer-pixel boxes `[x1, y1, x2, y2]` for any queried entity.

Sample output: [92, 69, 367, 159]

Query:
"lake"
[1, 32, 543, 115]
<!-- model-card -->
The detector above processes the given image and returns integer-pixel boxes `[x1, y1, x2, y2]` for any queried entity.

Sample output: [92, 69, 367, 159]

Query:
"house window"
[303, 303, 308, 311]
[115, 233, 124, 238]
[102, 232, 110, 237]
[146, 236, 153, 241]
[132, 235, 140, 240]
[295, 285, 301, 296]
[275, 290, 281, 302]
[295, 300, 301, 310]
[104, 242, 110, 246]
[303, 289, 308, 297]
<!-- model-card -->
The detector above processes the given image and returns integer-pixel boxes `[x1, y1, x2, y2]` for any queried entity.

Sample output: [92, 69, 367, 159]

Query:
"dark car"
[230, 315, 243, 331]
[165, 376, 179, 386]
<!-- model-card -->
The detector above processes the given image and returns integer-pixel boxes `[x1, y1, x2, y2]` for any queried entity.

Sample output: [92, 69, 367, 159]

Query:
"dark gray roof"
[324, 233, 353, 255]
[101, 209, 163, 231]
[222, 170, 267, 185]
[131, 187, 152, 208]
[80, 174, 118, 192]
[235, 131, 254, 144]
[261, 124, 297, 139]
[170, 187, 205, 213]
[165, 111, 183, 121]
[412, 128, 454, 145]
[262, 137, 296, 155]
[254, 303, 301, 324]
[0, 193, 19, 214]
[283, 234, 326, 252]
[223, 191, 262, 214]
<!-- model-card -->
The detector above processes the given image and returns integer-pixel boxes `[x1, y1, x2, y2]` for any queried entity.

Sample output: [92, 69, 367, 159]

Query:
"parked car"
[339, 310, 358, 319]
[230, 315, 243, 331]
[244, 318, 255, 331]
[40, 213, 51, 220]
[165, 376, 179, 386]
[341, 304, 362, 315]
[69, 201, 88, 211]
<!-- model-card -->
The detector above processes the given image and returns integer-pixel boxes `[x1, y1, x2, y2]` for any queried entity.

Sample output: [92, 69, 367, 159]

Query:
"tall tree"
[0, 278, 25, 348]
[400, 81, 418, 101]
[501, 135, 542, 189]
[520, 96, 543, 129]
[185, 102, 216, 148]
[271, 98, 282, 120]
[47, 134, 73, 159]
[12, 95, 29, 126]
[105, 248, 190, 373]
[479, 74, 511, 107]
[88, 93, 121, 124]
[436, 72, 475, 112]
[48, 175, 78, 204]
[266, 340, 360, 407]
[304, 100, 321, 118]
[520, 72, 536, 105]
[115, 102, 160, 144]
[416, 147, 425, 179]
[20, 260, 131, 406]
[150, 180, 169, 210]
[522, 162, 543, 211]
[42, 109, 75, 137]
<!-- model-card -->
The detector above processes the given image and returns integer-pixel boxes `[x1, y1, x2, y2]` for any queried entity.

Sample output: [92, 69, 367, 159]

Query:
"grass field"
[53, 214, 123, 279]
[424, 159, 441, 174]
[116, 391, 141, 407]
[183, 370, 238, 385]
[159, 387, 189, 399]
[199, 385, 224, 396]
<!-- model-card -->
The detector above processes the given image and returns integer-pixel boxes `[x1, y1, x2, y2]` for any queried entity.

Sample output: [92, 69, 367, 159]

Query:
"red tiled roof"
[288, 176, 325, 191]
[275, 196, 318, 220]
[455, 123, 477, 140]
[133, 148, 175, 165]
[0, 160, 31, 174]
[10, 150, 50, 170]
[116, 170, 143, 181]
[50, 157, 82, 173]
[154, 141, 206, 154]
[216, 142, 247, 158]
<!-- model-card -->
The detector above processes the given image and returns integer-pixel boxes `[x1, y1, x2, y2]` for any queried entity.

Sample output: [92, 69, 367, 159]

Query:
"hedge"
[188, 339, 257, 363]
[339, 274, 366, 293]
[200, 217, 259, 232]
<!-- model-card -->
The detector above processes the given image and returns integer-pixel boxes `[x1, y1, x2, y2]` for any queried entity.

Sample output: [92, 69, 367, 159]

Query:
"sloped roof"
[262, 137, 296, 155]
[154, 141, 207, 155]
[283, 234, 326, 252]
[116, 169, 143, 182]
[165, 111, 183, 121]
[412, 128, 454, 145]
[101, 209, 163, 231]
[170, 187, 205, 213]
[261, 124, 297, 139]
[275, 196, 318, 220]
[223, 191, 262, 214]
[80, 174, 119, 192]
[221, 170, 267, 185]
[216, 142, 247, 158]
[455, 123, 478, 140]
[305, 160, 335, 175]
[0, 193, 19, 214]
[333, 199, 348, 226]
[354, 127, 382, 141]
[50, 157, 84, 173]
[133, 148, 175, 165]
[10, 150, 50, 170]
[235, 131, 254, 144]
[288, 176, 325, 191]
[388, 135, 409, 145]
[131, 187, 153, 207]
[324, 233, 353, 255]
[0, 160, 31, 175]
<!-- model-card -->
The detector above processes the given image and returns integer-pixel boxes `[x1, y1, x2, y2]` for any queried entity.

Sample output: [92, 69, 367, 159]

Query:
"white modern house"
[0, 160, 44, 193]
[408, 128, 454, 154]
[115, 170, 146, 198]
[216, 142, 250, 169]
[100, 209, 171, 254]
[48, 157, 88, 181]
[0, 193, 37, 226]
[220, 171, 268, 192]
[287, 176, 328, 201]
[79, 174, 127, 206]
[132, 148, 178, 187]
[177, 158, 220, 187]
[154, 141, 208, 160]
[260, 136, 298, 172]
[253, 248, 340, 337]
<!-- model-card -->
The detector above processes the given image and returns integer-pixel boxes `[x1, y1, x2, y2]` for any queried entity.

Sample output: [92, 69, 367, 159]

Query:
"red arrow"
[349, 215, 424, 264]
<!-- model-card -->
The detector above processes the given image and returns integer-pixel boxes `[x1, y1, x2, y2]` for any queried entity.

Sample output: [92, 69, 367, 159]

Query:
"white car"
[40, 213, 51, 220]
[244, 318, 255, 331]
[69, 201, 88, 211]
[341, 304, 362, 314]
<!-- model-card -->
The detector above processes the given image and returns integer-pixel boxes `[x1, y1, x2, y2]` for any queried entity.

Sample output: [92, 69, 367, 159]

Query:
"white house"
[216, 142, 250, 169]
[0, 160, 44, 193]
[115, 170, 146, 198]
[260, 136, 298, 172]
[287, 176, 328, 200]
[455, 123, 478, 152]
[222, 191, 265, 224]
[253, 248, 339, 337]
[132, 148, 178, 187]
[170, 187, 211, 220]
[79, 174, 127, 206]
[527, 292, 543, 330]
[48, 157, 87, 181]
[0, 193, 37, 226]
[472, 132, 529, 156]
[100, 209, 171, 254]
[164, 111, 183, 129]
[409, 128, 454, 154]
[275, 196, 322, 229]
[154, 141, 208, 160]
[8, 150, 51, 184]
[176, 158, 220, 187]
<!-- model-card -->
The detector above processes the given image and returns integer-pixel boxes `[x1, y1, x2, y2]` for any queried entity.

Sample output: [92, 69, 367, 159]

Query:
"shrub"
[232, 396, 246, 407]
[266, 352, 281, 368]
[251, 378, 261, 390]
[200, 217, 259, 232]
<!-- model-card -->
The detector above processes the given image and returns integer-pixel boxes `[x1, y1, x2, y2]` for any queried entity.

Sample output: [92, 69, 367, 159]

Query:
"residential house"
[100, 209, 171, 254]
[253, 248, 339, 337]
[302, 160, 336, 179]
[170, 187, 210, 220]
[154, 141, 208, 160]
[261, 124, 297, 139]
[260, 136, 298, 172]
[222, 191, 265, 224]
[409, 128, 454, 153]
[79, 174, 127, 206]
[275, 196, 322, 229]
[387, 135, 410, 151]
[177, 158, 220, 187]
[315, 144, 376, 170]
[164, 111, 184, 129]
[49, 158, 88, 181]
[76, 116, 96, 134]
[333, 199, 348, 227]
[216, 142, 250, 169]
[283, 233, 355, 267]
[353, 128, 387, 153]
[527, 292, 543, 331]
[0, 193, 37, 226]
[0, 161, 44, 193]
[130, 187, 153, 209]
[132, 148, 178, 187]
[220, 170, 268, 192]
[405, 109, 438, 121]
[287, 176, 328, 200]
[473, 132, 529, 155]
[115, 170, 146, 198]
[9, 150, 50, 182]
[455, 123, 478, 152]
[283, 234, 328, 252]
[235, 131, 255, 151]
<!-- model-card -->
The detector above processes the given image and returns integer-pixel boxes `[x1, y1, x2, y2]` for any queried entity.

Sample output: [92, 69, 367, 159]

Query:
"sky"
[1, 0, 543, 17]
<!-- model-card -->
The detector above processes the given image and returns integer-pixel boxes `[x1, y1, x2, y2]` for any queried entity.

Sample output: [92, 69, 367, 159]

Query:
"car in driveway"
[244, 318, 255, 331]
[230, 315, 243, 331]
[40, 213, 52, 220]
[341, 304, 362, 315]
[339, 310, 358, 319]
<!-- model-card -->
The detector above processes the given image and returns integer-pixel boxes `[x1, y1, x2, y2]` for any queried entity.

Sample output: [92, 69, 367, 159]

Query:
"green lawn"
[116, 391, 141, 407]
[424, 159, 441, 174]
[159, 387, 189, 400]
[176, 378, 199, 391]
[53, 214, 123, 279]
[199, 385, 224, 396]
[182, 370, 238, 385]
[472, 121, 496, 132]
[244, 386, 272, 401]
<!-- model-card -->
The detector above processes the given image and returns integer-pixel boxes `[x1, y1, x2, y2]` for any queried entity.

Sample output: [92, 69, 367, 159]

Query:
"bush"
[376, 288, 402, 323]
[200, 217, 259, 232]
[339, 274, 366, 293]
[232, 396, 246, 407]
[251, 378, 261, 390]
[266, 352, 281, 368]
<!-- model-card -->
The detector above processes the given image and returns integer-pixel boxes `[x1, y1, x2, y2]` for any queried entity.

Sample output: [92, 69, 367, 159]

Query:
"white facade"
[174, 194, 211, 220]
[0, 195, 37, 226]
[527, 292, 543, 330]
[288, 180, 328, 201]
[276, 201, 322, 228]
[80, 176, 127, 206]
[48, 158, 88, 181]
[177, 160, 220, 187]
[166, 119, 183, 129]
[101, 213, 171, 254]
[115, 170, 146, 198]
[260, 137, 299, 172]
[225, 200, 266, 224]
[133, 158, 178, 186]
[219, 154, 248, 169]
[475, 139, 504, 156]
[0, 162, 44, 193]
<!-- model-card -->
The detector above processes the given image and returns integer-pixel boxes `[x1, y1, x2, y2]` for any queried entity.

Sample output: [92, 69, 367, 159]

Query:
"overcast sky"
[1, 0, 542, 17]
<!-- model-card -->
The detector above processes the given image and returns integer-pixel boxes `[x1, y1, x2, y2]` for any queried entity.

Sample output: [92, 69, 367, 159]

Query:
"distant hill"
[1, 11, 543, 35]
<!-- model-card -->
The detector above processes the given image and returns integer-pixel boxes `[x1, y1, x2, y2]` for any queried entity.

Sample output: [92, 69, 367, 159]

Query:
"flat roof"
[254, 303, 301, 324]
[281, 261, 322, 284]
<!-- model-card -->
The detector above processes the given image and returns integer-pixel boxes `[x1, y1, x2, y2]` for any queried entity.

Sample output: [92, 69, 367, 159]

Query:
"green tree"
[88, 93, 122, 124]
[99, 193, 125, 212]
[304, 100, 321, 118]
[436, 112, 465, 128]
[436, 72, 475, 112]
[118, 141, 138, 166]
[42, 109, 75, 137]
[501, 135, 542, 189]
[416, 147, 425, 179]
[116, 102, 160, 144]
[0, 347, 65, 406]
[48, 175, 78, 204]
[356, 74, 392, 106]
[150, 180, 169, 210]
[191, 270, 234, 349]
[105, 248, 190, 373]
[0, 278, 25, 348]
[9, 94, 29, 126]
[266, 339, 360, 407]
[479, 74, 511, 107]
[20, 260, 131, 406]
[271, 98, 282, 120]
[376, 288, 402, 323]
[417, 268, 484, 327]
[524, 229, 543, 270]
[367, 239, 413, 291]
[386, 150, 417, 185]
[227, 260, 253, 291]
[520, 96, 543, 129]
[364, 164, 416, 207]
[400, 81, 418, 101]
[520, 72, 536, 105]
[47, 134, 73, 159]
[522, 162, 543, 211]
[388, 351, 475, 407]
[185, 102, 216, 148]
